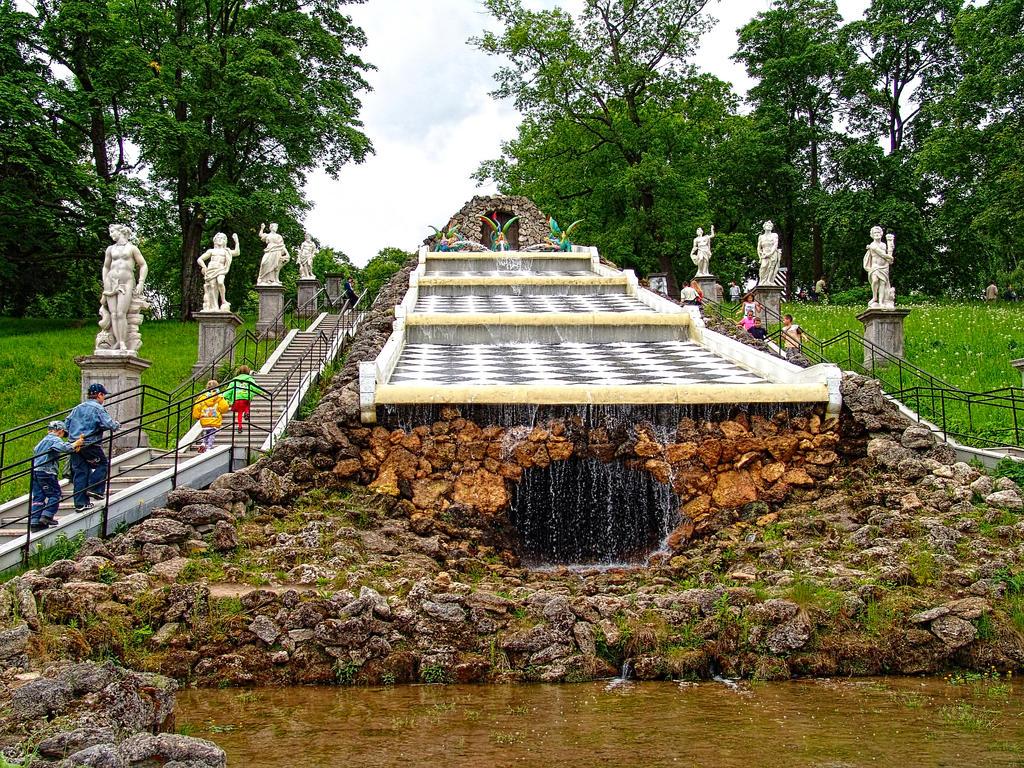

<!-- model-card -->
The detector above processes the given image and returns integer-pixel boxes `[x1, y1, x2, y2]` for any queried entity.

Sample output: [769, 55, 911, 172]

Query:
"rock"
[572, 622, 597, 658]
[37, 727, 119, 759]
[996, 476, 1021, 493]
[110, 573, 151, 603]
[765, 615, 812, 653]
[132, 518, 191, 546]
[150, 557, 190, 582]
[944, 597, 991, 621]
[451, 469, 508, 514]
[359, 586, 392, 619]
[172, 504, 233, 526]
[40, 559, 78, 580]
[10, 677, 73, 720]
[985, 490, 1023, 511]
[100, 671, 177, 733]
[211, 521, 239, 551]
[746, 599, 799, 624]
[117, 733, 226, 768]
[0, 624, 29, 660]
[901, 425, 935, 450]
[314, 619, 370, 648]
[422, 601, 467, 623]
[897, 459, 927, 481]
[141, 543, 180, 564]
[248, 615, 281, 645]
[929, 615, 977, 649]
[501, 626, 569, 653]
[970, 475, 995, 497]
[76, 537, 114, 560]
[711, 470, 758, 508]
[63, 743, 125, 768]
[908, 606, 949, 624]
[152, 623, 180, 647]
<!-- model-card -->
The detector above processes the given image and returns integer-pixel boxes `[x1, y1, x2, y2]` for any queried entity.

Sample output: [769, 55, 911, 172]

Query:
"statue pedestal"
[256, 285, 286, 337]
[75, 354, 152, 452]
[324, 273, 344, 309]
[693, 275, 718, 304]
[857, 308, 911, 369]
[1012, 358, 1024, 387]
[193, 311, 243, 377]
[297, 278, 320, 318]
[754, 285, 784, 327]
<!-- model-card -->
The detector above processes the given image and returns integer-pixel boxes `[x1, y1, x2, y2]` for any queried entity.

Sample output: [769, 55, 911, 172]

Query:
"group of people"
[985, 281, 1019, 302]
[189, 366, 264, 453]
[28, 366, 266, 532]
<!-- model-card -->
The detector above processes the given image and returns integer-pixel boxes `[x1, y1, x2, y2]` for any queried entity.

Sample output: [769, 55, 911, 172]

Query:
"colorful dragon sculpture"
[480, 212, 519, 251]
[429, 220, 464, 251]
[547, 217, 583, 251]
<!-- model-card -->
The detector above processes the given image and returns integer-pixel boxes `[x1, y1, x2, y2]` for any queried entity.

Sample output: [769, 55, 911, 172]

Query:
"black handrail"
[773, 325, 1024, 449]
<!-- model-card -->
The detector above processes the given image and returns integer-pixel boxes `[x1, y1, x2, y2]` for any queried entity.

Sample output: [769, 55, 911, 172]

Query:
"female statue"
[757, 221, 781, 286]
[257, 222, 290, 285]
[197, 232, 239, 312]
[863, 226, 896, 308]
[689, 225, 715, 277]
[99, 223, 148, 352]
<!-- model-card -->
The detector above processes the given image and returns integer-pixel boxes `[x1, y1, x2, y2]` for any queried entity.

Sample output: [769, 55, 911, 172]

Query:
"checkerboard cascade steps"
[359, 245, 841, 420]
[390, 341, 768, 387]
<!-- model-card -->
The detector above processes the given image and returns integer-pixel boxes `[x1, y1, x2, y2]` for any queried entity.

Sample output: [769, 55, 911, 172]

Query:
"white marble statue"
[863, 225, 896, 308]
[257, 222, 290, 285]
[757, 220, 782, 286]
[296, 233, 316, 280]
[197, 232, 239, 312]
[96, 223, 148, 354]
[689, 225, 715, 277]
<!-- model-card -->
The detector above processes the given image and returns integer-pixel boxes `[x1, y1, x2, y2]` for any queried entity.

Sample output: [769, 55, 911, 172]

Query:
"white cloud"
[308, 0, 867, 265]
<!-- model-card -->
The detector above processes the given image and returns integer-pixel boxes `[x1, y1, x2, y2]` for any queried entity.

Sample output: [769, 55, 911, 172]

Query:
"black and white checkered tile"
[413, 295, 654, 314]
[425, 270, 594, 278]
[388, 341, 768, 386]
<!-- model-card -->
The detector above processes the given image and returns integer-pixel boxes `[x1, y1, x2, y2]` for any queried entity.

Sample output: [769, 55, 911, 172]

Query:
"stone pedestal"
[255, 285, 286, 337]
[193, 311, 243, 376]
[297, 278, 320, 318]
[755, 285, 784, 327]
[693, 274, 718, 304]
[75, 354, 152, 451]
[1012, 359, 1024, 388]
[325, 273, 344, 309]
[857, 307, 911, 369]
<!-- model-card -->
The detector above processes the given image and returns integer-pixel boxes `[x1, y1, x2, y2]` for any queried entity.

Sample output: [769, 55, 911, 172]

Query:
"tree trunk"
[179, 213, 204, 319]
[782, 221, 795, 296]
[809, 111, 824, 283]
[638, 188, 680, 298]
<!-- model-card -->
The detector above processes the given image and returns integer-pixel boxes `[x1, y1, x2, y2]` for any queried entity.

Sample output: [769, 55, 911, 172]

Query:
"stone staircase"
[0, 311, 355, 570]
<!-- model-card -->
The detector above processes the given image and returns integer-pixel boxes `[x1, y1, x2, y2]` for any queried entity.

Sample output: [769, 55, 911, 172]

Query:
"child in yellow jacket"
[192, 379, 230, 453]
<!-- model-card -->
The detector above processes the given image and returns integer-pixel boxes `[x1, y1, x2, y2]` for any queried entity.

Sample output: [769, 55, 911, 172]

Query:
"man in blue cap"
[64, 383, 120, 511]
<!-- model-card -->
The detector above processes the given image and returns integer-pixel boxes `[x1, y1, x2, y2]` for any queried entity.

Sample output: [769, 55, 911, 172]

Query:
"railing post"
[24, 469, 35, 566]
[102, 430, 113, 536]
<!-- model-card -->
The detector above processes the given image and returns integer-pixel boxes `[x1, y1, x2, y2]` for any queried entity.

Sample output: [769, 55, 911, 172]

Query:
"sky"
[306, 0, 869, 266]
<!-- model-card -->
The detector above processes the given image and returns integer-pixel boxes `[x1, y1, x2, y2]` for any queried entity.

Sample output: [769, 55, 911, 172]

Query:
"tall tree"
[919, 0, 1024, 287]
[474, 0, 714, 297]
[734, 0, 851, 286]
[127, 0, 373, 318]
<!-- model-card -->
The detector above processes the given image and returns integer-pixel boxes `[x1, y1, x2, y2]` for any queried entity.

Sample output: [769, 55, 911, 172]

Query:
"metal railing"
[769, 326, 1024, 449]
[2, 294, 366, 567]
[0, 288, 367, 506]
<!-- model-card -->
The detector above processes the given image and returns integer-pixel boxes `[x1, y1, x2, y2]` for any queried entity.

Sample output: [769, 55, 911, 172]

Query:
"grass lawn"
[781, 301, 1024, 394]
[777, 301, 1024, 447]
[0, 317, 206, 436]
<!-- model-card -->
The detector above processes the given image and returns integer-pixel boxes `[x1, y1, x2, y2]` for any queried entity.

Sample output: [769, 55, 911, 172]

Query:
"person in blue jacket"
[64, 383, 120, 511]
[29, 421, 84, 531]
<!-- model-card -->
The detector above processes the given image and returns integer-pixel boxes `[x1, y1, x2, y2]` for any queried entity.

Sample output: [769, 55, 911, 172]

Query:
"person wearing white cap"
[29, 421, 84, 531]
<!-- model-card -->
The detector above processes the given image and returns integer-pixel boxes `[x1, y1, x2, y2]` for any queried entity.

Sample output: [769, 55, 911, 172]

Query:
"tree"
[126, 0, 374, 318]
[919, 0, 1024, 289]
[734, 0, 852, 287]
[474, 0, 715, 297]
[0, 0, 109, 315]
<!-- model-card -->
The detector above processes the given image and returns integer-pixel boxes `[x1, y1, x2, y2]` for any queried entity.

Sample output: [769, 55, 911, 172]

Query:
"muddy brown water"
[177, 677, 1024, 767]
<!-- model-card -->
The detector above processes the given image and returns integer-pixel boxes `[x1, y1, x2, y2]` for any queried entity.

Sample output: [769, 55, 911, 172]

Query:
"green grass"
[781, 302, 1023, 393]
[0, 317, 204, 434]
